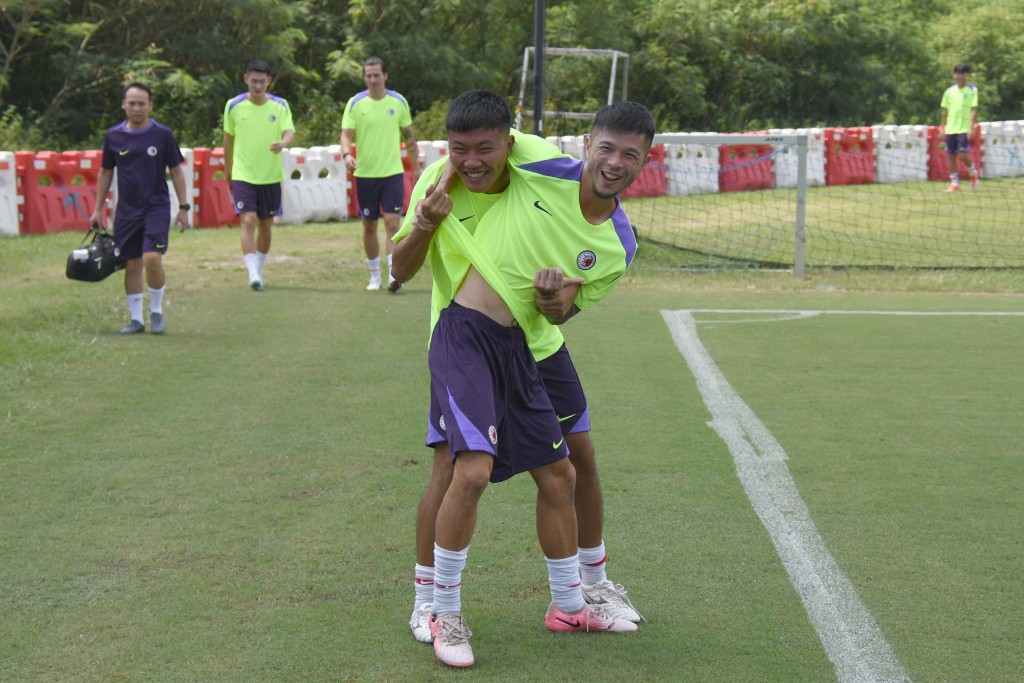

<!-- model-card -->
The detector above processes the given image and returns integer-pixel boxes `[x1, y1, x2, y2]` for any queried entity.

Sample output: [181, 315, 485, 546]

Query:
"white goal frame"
[651, 132, 810, 277]
[515, 47, 629, 132]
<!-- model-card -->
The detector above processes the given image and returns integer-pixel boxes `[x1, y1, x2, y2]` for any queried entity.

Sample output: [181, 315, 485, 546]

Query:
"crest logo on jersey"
[269, 114, 277, 122]
[147, 146, 158, 157]
[114, 247, 121, 258]
[387, 108, 396, 117]
[577, 250, 597, 270]
[362, 207, 371, 217]
[236, 200, 245, 210]
[439, 415, 446, 431]
[488, 425, 498, 445]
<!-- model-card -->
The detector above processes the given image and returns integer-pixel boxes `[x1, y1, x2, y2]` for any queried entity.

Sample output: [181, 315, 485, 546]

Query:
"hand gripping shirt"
[473, 157, 638, 361]
[222, 93, 294, 184]
[394, 131, 566, 358]
[941, 84, 979, 135]
[100, 119, 185, 223]
[341, 90, 412, 179]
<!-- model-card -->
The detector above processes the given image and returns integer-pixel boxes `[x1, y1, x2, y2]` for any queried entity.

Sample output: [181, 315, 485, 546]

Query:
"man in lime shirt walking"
[940, 62, 979, 192]
[341, 57, 419, 292]
[223, 59, 295, 290]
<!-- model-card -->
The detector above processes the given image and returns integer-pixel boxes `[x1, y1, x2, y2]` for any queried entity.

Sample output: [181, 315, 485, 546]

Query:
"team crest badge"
[147, 146, 158, 157]
[236, 200, 245, 210]
[577, 250, 597, 270]
[387, 108, 396, 116]
[269, 114, 277, 122]
[488, 425, 498, 445]
[439, 415, 446, 431]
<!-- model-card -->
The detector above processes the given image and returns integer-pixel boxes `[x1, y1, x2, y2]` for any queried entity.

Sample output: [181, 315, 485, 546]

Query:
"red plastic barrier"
[824, 127, 875, 186]
[620, 144, 667, 199]
[17, 150, 106, 234]
[719, 142, 773, 192]
[193, 147, 235, 227]
[926, 124, 983, 181]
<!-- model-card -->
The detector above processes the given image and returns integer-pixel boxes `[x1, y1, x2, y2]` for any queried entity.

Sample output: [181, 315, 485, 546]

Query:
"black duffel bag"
[66, 223, 123, 282]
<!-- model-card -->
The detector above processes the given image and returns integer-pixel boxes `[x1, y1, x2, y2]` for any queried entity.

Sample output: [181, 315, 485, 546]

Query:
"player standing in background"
[392, 103, 645, 651]
[90, 82, 190, 335]
[223, 59, 295, 291]
[940, 63, 979, 192]
[340, 57, 419, 292]
[391, 92, 653, 668]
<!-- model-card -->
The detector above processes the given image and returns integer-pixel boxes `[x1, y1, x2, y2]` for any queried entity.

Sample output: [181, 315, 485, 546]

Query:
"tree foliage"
[1, 0, 1021, 150]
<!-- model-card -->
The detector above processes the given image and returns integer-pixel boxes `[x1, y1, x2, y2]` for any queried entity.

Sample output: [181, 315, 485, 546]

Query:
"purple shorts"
[427, 344, 590, 448]
[355, 174, 404, 220]
[945, 133, 970, 155]
[231, 180, 282, 219]
[113, 207, 171, 262]
[427, 301, 569, 483]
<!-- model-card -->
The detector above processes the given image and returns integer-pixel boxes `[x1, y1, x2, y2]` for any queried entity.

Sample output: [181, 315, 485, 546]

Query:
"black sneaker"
[150, 312, 165, 335]
[120, 320, 145, 335]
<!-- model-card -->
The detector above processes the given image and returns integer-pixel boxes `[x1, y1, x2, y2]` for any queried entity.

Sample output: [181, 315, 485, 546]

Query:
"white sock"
[127, 293, 144, 323]
[387, 253, 394, 281]
[256, 251, 268, 277]
[950, 172, 960, 183]
[547, 554, 585, 613]
[148, 286, 164, 315]
[578, 543, 608, 586]
[432, 544, 468, 616]
[367, 257, 381, 278]
[414, 564, 435, 609]
[244, 252, 260, 280]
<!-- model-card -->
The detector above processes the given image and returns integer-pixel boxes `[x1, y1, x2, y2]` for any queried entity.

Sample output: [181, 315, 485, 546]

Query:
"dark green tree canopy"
[2, 0, 1021, 150]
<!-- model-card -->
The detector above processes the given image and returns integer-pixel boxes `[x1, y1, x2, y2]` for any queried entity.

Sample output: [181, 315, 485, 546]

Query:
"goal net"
[617, 129, 1024, 272]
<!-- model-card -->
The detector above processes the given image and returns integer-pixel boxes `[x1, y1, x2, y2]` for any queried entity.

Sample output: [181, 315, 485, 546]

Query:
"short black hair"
[364, 56, 386, 73]
[446, 90, 511, 134]
[246, 59, 273, 76]
[954, 63, 972, 75]
[122, 82, 152, 101]
[592, 101, 656, 147]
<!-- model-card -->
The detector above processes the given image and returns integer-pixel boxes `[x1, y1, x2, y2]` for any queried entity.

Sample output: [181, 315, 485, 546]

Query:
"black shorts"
[231, 180, 282, 219]
[355, 174, 404, 220]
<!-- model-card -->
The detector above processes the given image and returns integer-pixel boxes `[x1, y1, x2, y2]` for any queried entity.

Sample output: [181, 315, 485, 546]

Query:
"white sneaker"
[409, 603, 433, 643]
[366, 274, 381, 291]
[582, 580, 644, 623]
[430, 612, 474, 668]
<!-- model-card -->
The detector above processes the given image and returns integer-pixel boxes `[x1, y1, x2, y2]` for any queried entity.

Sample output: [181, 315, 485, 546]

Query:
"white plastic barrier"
[662, 133, 720, 196]
[108, 148, 196, 227]
[280, 146, 349, 224]
[0, 151, 18, 236]
[545, 135, 586, 159]
[873, 125, 928, 183]
[280, 147, 316, 224]
[418, 140, 448, 168]
[770, 128, 826, 188]
[306, 145, 348, 221]
[980, 121, 1024, 179]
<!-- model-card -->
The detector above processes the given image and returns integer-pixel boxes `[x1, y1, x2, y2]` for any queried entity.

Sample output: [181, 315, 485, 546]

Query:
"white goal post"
[648, 133, 810, 276]
[515, 47, 630, 132]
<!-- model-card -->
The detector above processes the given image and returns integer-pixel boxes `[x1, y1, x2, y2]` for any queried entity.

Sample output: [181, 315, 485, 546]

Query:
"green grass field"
[2, 223, 1023, 682]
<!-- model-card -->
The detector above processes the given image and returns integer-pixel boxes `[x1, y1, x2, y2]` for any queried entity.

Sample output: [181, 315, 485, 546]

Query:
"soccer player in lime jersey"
[940, 63, 979, 192]
[341, 57, 419, 292]
[223, 59, 295, 290]
[395, 117, 646, 647]
[391, 92, 653, 668]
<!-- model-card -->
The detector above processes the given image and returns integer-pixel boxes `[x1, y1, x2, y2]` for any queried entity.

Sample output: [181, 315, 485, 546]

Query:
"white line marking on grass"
[662, 309, 913, 683]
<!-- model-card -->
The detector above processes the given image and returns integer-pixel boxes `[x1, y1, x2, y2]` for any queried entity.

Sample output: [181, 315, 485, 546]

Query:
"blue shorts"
[426, 343, 590, 448]
[427, 301, 569, 483]
[945, 133, 970, 155]
[231, 180, 282, 219]
[113, 207, 171, 262]
[355, 174, 404, 220]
